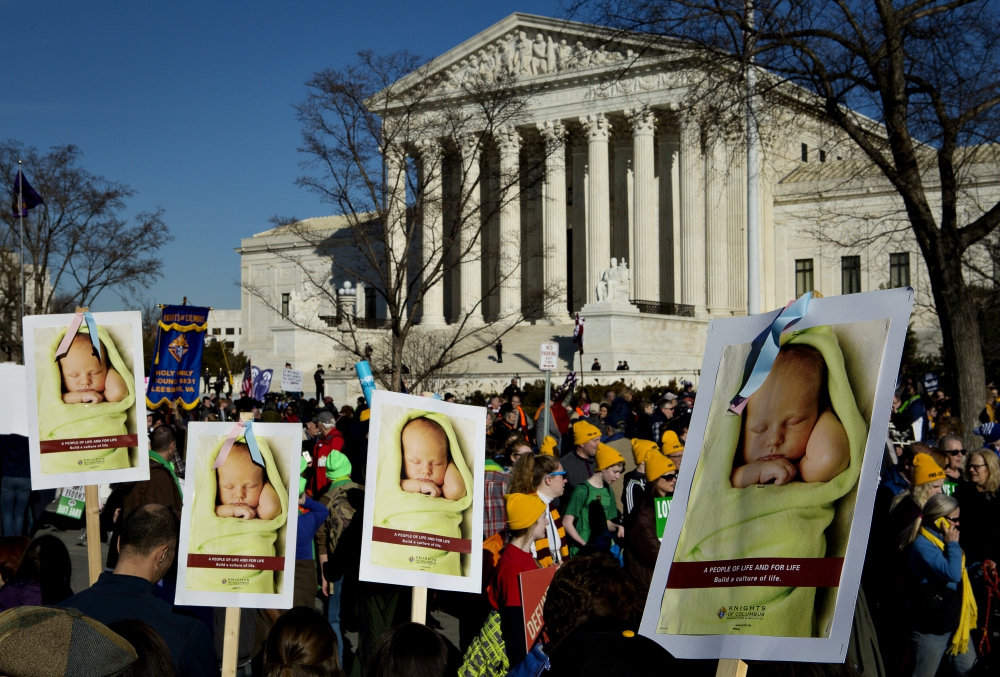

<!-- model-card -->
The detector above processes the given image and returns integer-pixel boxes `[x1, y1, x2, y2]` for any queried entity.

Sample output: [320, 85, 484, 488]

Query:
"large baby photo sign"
[639, 288, 913, 663]
[359, 390, 486, 593]
[175, 422, 302, 610]
[23, 311, 149, 490]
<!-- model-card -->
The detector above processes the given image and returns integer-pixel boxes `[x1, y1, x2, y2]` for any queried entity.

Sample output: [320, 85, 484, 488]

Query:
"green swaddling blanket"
[38, 326, 135, 474]
[658, 326, 868, 637]
[186, 435, 288, 594]
[372, 410, 473, 576]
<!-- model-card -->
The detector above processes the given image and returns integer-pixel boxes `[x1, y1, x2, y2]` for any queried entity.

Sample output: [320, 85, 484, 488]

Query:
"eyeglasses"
[661, 474, 677, 481]
[946, 516, 960, 523]
[947, 449, 966, 456]
[547, 471, 567, 477]
[968, 463, 987, 471]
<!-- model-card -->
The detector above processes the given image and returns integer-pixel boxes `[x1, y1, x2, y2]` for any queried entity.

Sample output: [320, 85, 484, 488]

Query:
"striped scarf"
[533, 506, 568, 568]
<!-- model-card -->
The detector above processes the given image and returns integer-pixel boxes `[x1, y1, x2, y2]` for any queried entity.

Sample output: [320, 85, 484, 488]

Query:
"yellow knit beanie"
[645, 452, 677, 482]
[595, 443, 625, 471]
[912, 452, 945, 485]
[631, 439, 658, 465]
[506, 493, 547, 530]
[661, 430, 683, 454]
[573, 420, 601, 445]
[540, 436, 558, 457]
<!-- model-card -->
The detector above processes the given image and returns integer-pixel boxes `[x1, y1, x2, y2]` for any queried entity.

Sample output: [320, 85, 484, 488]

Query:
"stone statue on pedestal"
[596, 257, 631, 303]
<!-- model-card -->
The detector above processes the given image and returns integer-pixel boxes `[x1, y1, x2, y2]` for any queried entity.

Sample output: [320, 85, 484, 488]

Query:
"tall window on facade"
[801, 143, 808, 162]
[365, 287, 377, 319]
[281, 293, 290, 319]
[795, 259, 814, 297]
[890, 253, 911, 288]
[841, 256, 861, 294]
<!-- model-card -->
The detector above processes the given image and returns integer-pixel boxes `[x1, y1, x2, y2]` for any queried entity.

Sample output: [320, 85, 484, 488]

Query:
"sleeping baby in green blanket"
[731, 344, 850, 488]
[215, 443, 282, 520]
[399, 417, 467, 500]
[58, 334, 128, 405]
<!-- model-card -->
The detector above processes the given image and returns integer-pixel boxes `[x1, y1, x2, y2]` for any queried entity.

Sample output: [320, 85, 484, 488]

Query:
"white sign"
[539, 342, 559, 371]
[639, 288, 914, 663]
[359, 390, 486, 593]
[0, 364, 29, 436]
[280, 368, 303, 392]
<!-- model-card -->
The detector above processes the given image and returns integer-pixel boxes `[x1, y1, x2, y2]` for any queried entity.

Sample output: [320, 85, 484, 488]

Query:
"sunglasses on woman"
[547, 471, 567, 477]
[662, 474, 676, 481]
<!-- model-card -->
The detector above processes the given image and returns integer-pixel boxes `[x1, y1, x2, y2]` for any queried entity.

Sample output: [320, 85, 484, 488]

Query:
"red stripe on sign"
[187, 554, 286, 571]
[371, 527, 472, 554]
[40, 435, 139, 454]
[666, 557, 845, 589]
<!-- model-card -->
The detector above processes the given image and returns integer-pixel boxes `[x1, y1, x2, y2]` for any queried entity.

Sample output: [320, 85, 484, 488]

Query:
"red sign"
[40, 434, 139, 454]
[666, 557, 844, 589]
[371, 526, 472, 554]
[187, 554, 285, 571]
[520, 565, 559, 652]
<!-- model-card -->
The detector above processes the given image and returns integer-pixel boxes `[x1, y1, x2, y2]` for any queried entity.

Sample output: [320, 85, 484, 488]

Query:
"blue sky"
[1, 1, 561, 311]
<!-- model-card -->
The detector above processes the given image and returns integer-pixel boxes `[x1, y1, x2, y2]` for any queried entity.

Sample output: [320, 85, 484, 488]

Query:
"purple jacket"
[0, 579, 42, 611]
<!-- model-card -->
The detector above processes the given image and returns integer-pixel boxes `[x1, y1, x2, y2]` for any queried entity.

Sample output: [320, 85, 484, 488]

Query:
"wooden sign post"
[220, 412, 255, 677]
[716, 659, 748, 677]
[84, 485, 102, 585]
[411, 586, 427, 624]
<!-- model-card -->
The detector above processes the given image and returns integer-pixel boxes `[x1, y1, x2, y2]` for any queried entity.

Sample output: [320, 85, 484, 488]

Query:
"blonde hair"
[965, 450, 1000, 494]
[900, 493, 959, 550]
[890, 480, 941, 514]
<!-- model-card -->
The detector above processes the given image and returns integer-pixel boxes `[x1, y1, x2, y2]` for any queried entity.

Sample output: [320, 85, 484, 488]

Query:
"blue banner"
[146, 305, 209, 410]
[251, 367, 273, 401]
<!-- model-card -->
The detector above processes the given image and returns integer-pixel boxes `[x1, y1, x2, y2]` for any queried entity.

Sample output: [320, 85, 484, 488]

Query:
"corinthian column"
[679, 114, 706, 313]
[627, 106, 657, 301]
[457, 134, 483, 324]
[613, 134, 632, 279]
[705, 133, 729, 314]
[571, 143, 588, 310]
[580, 113, 611, 305]
[415, 138, 445, 326]
[538, 120, 568, 320]
[384, 145, 408, 320]
[495, 125, 522, 319]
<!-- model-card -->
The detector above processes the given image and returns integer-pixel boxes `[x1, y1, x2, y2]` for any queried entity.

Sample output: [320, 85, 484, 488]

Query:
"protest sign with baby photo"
[22, 311, 149, 489]
[359, 390, 486, 593]
[640, 288, 913, 663]
[175, 422, 301, 610]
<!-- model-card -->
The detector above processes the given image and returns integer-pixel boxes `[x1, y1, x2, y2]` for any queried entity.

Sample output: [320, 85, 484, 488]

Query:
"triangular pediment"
[394, 13, 689, 98]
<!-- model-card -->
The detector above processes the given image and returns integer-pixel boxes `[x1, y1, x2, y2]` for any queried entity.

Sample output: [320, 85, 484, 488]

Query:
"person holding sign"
[624, 452, 676, 598]
[490, 493, 548, 666]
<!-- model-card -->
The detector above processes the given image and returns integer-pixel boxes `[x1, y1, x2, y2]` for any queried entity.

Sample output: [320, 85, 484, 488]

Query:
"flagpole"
[17, 161, 25, 363]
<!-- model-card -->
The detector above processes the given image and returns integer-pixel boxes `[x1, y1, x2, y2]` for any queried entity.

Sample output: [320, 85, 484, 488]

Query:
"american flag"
[572, 314, 584, 355]
[240, 360, 253, 396]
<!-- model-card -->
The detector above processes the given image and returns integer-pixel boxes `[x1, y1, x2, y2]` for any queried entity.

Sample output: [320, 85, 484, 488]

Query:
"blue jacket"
[910, 529, 963, 591]
[296, 496, 329, 560]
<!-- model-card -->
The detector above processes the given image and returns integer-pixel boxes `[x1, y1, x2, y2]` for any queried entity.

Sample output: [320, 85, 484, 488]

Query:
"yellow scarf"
[920, 527, 977, 655]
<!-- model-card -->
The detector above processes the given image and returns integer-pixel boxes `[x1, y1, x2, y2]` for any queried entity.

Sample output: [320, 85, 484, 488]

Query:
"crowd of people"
[0, 370, 998, 676]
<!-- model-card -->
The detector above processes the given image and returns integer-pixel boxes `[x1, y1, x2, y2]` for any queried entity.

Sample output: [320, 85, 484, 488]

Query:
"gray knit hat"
[0, 606, 137, 677]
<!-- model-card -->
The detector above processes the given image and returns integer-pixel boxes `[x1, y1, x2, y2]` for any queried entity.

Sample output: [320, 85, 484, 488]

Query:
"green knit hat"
[325, 450, 352, 482]
[0, 606, 137, 677]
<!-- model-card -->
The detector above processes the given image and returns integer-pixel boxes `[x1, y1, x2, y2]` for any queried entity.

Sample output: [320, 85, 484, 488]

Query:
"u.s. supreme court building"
[232, 13, 999, 400]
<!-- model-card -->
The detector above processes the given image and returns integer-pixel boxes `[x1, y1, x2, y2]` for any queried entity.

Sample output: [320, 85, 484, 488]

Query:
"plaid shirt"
[483, 460, 510, 541]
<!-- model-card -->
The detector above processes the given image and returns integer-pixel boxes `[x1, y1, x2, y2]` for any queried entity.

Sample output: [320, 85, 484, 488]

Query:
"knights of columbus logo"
[167, 335, 189, 362]
[718, 607, 727, 619]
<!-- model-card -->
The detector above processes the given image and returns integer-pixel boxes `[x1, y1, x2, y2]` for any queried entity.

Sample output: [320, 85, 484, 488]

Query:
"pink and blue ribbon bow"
[213, 420, 266, 470]
[728, 292, 813, 415]
[54, 310, 102, 362]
